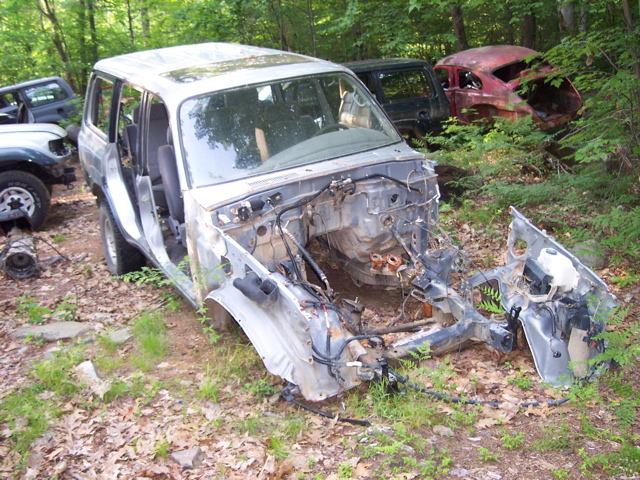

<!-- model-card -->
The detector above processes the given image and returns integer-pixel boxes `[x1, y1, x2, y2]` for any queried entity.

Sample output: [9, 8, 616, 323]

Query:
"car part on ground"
[0, 123, 75, 231]
[78, 43, 615, 403]
[434, 45, 582, 130]
[343, 58, 450, 143]
[0, 226, 39, 279]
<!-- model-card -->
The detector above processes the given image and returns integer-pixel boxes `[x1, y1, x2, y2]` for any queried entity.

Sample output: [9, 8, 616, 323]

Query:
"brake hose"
[388, 366, 569, 408]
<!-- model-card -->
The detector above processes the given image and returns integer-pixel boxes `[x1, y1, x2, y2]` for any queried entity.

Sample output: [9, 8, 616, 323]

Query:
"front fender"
[202, 228, 361, 402]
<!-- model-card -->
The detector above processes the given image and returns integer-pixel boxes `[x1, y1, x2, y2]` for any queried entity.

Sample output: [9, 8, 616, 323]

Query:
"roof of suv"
[94, 43, 350, 103]
[0, 76, 68, 95]
[343, 58, 433, 72]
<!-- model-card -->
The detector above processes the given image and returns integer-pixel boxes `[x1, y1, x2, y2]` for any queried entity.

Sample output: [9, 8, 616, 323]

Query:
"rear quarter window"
[87, 76, 114, 134]
[24, 81, 68, 107]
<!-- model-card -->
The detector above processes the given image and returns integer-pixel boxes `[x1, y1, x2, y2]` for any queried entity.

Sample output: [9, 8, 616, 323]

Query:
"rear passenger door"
[22, 79, 75, 123]
[374, 67, 443, 139]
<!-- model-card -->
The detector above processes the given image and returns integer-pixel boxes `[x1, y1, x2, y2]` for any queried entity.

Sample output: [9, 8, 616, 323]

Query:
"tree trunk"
[87, 0, 98, 63]
[522, 12, 536, 49]
[140, 0, 150, 43]
[124, 0, 135, 44]
[36, 0, 77, 92]
[450, 3, 468, 51]
[579, 1, 590, 33]
[505, 3, 514, 45]
[622, 0, 640, 124]
[307, 0, 317, 57]
[559, 1, 575, 33]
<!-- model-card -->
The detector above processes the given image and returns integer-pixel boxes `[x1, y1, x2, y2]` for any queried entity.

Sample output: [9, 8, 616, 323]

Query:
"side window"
[458, 70, 483, 90]
[23, 82, 67, 107]
[88, 76, 114, 134]
[435, 68, 450, 89]
[117, 84, 143, 167]
[378, 69, 432, 102]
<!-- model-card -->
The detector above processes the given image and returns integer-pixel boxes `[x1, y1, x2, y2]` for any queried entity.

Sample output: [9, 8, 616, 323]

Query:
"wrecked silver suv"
[78, 43, 616, 402]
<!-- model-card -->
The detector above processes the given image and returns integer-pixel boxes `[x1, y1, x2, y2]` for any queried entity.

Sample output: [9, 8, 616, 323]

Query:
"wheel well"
[0, 162, 52, 184]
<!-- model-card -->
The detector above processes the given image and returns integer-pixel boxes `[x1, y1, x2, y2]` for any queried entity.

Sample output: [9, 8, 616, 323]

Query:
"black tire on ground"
[99, 201, 146, 275]
[0, 170, 51, 230]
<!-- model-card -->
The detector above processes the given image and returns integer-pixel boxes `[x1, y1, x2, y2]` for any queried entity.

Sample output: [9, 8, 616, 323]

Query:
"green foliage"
[130, 311, 168, 371]
[533, 422, 576, 452]
[14, 295, 80, 325]
[500, 429, 525, 450]
[589, 206, 640, 258]
[337, 462, 354, 478]
[429, 116, 548, 176]
[267, 435, 289, 459]
[244, 378, 280, 398]
[579, 441, 640, 475]
[359, 426, 452, 479]
[590, 305, 636, 367]
[551, 467, 570, 479]
[544, 32, 640, 170]
[55, 296, 79, 322]
[477, 446, 499, 462]
[477, 284, 503, 314]
[0, 384, 55, 457]
[120, 266, 174, 288]
[154, 438, 170, 458]
[15, 295, 52, 324]
[0, 347, 85, 458]
[198, 365, 220, 402]
[32, 347, 85, 397]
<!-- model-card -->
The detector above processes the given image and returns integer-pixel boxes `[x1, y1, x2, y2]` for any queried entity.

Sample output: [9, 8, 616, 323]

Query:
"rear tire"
[0, 171, 50, 230]
[99, 201, 146, 275]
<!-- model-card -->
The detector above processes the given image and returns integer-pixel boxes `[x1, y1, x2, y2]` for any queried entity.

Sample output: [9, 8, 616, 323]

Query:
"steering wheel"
[312, 122, 353, 137]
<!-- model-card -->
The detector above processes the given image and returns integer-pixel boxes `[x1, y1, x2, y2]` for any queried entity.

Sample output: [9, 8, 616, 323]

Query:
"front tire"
[99, 201, 146, 275]
[0, 171, 51, 230]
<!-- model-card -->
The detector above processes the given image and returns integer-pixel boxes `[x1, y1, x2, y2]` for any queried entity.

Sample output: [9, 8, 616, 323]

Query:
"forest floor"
[0, 165, 639, 480]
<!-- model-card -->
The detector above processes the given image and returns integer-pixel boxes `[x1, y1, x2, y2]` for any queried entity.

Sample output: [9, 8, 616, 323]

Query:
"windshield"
[179, 73, 401, 187]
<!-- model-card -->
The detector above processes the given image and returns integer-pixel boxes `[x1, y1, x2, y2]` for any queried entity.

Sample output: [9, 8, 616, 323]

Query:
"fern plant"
[477, 284, 503, 314]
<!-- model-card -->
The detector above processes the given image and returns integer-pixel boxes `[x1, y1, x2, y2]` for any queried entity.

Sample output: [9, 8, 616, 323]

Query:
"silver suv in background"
[78, 43, 615, 403]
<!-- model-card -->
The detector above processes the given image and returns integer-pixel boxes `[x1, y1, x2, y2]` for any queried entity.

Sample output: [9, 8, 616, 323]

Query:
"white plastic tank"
[538, 248, 579, 293]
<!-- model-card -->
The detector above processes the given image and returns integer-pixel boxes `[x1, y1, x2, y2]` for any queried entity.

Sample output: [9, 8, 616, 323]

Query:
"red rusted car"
[434, 45, 582, 130]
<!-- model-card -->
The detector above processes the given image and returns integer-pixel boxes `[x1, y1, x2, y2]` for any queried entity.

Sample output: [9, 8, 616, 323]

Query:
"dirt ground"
[0, 173, 639, 480]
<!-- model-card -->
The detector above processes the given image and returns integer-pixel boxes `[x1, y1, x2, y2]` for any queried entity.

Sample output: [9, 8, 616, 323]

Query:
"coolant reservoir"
[538, 248, 579, 293]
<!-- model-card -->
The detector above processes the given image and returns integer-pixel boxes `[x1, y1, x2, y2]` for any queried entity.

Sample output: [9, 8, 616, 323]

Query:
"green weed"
[337, 462, 354, 478]
[532, 422, 575, 452]
[130, 311, 168, 371]
[267, 435, 288, 459]
[154, 438, 170, 458]
[477, 446, 499, 462]
[198, 367, 220, 402]
[0, 348, 85, 458]
[551, 467, 570, 479]
[244, 378, 279, 398]
[15, 295, 51, 324]
[500, 429, 525, 450]
[507, 369, 533, 390]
